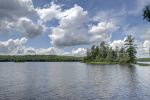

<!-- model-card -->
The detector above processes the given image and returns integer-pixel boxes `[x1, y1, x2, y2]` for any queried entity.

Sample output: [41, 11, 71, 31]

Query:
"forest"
[0, 55, 82, 62]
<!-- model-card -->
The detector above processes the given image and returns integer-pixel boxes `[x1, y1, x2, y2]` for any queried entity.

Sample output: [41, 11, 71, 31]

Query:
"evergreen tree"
[143, 5, 150, 22]
[91, 45, 96, 60]
[118, 47, 129, 63]
[124, 35, 137, 63]
[86, 48, 91, 60]
[105, 47, 113, 62]
[95, 45, 100, 61]
[114, 46, 119, 61]
[100, 41, 107, 59]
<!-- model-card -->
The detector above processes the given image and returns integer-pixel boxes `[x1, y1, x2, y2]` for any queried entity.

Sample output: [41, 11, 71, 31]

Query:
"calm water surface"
[0, 62, 150, 100]
[138, 62, 150, 64]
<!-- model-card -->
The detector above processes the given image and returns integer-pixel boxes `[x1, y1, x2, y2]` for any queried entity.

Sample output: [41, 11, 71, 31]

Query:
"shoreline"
[83, 61, 150, 66]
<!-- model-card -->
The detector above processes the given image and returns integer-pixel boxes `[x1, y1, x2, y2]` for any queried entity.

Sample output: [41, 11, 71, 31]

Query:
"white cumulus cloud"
[50, 4, 90, 47]
[36, 2, 62, 22]
[49, 4, 117, 47]
[71, 48, 86, 56]
[143, 40, 150, 53]
[110, 40, 125, 50]
[17, 17, 45, 38]
[0, 38, 27, 54]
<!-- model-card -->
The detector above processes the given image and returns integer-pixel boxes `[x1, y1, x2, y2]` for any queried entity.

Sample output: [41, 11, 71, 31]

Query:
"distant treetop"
[143, 5, 150, 22]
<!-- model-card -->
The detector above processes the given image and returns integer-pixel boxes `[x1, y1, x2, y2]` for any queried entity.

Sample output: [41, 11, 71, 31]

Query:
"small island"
[83, 35, 149, 66]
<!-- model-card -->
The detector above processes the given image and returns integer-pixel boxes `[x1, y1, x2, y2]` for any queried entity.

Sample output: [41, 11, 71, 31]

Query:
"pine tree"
[100, 41, 107, 59]
[143, 5, 150, 22]
[86, 48, 91, 60]
[105, 47, 113, 62]
[124, 35, 137, 63]
[118, 47, 129, 63]
[91, 45, 96, 60]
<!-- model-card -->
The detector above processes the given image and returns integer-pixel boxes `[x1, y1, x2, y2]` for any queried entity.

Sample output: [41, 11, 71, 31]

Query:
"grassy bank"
[84, 61, 150, 66]
[136, 63, 150, 66]
[84, 61, 119, 65]
[137, 58, 150, 62]
[0, 55, 83, 62]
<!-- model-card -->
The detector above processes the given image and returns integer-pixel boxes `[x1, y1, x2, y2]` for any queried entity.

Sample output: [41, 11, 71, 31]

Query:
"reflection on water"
[138, 62, 150, 64]
[0, 62, 150, 100]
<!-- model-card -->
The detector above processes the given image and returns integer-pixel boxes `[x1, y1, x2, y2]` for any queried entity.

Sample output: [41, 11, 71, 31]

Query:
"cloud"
[0, 1, 118, 47]
[0, 38, 27, 54]
[49, 4, 117, 47]
[0, 0, 35, 21]
[89, 22, 117, 43]
[123, 24, 150, 40]
[36, 2, 62, 22]
[71, 48, 86, 56]
[0, 0, 36, 30]
[18, 47, 36, 55]
[89, 22, 117, 34]
[92, 9, 126, 23]
[141, 28, 150, 40]
[18, 46, 86, 56]
[0, 37, 86, 56]
[0, 0, 46, 39]
[136, 40, 150, 58]
[143, 40, 150, 53]
[110, 40, 125, 50]
[50, 4, 90, 47]
[92, 8, 139, 25]
[17, 17, 44, 38]
[17, 47, 63, 55]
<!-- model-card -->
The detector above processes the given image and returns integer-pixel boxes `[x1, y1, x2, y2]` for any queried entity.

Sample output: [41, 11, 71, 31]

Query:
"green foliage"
[0, 55, 83, 62]
[143, 5, 150, 22]
[137, 58, 150, 62]
[85, 35, 137, 64]
[137, 63, 150, 66]
[125, 35, 137, 63]
[117, 47, 129, 63]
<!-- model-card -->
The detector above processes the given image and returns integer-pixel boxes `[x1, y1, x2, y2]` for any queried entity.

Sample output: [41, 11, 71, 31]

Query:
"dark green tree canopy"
[125, 35, 137, 63]
[84, 35, 137, 64]
[143, 5, 150, 22]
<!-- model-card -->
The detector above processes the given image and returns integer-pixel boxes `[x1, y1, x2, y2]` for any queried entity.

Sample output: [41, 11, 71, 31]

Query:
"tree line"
[0, 55, 82, 62]
[84, 35, 137, 64]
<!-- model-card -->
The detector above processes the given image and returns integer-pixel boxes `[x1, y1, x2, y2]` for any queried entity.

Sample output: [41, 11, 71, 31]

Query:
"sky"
[0, 0, 150, 57]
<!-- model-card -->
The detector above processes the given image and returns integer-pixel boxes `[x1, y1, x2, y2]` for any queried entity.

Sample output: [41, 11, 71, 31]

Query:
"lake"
[0, 62, 150, 100]
[138, 62, 150, 64]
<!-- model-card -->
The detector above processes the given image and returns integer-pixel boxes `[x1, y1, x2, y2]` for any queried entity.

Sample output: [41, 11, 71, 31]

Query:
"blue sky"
[0, 0, 150, 57]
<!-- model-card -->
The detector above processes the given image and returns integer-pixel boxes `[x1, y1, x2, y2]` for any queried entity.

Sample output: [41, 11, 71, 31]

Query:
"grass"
[84, 61, 150, 66]
[137, 58, 150, 62]
[136, 58, 150, 66]
[84, 61, 119, 65]
[136, 63, 150, 66]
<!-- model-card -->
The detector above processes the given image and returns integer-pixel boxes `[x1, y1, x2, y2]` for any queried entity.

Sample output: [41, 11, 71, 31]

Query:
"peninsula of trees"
[84, 35, 137, 64]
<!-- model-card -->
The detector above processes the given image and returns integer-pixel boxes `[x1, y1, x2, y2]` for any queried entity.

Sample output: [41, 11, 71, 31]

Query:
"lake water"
[138, 62, 150, 64]
[0, 62, 150, 100]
